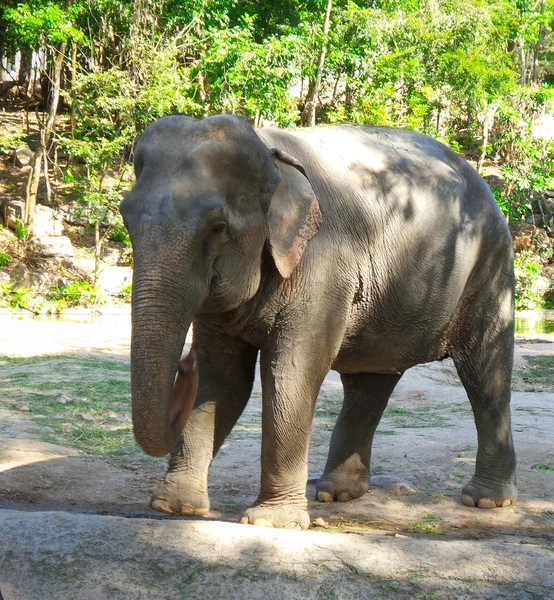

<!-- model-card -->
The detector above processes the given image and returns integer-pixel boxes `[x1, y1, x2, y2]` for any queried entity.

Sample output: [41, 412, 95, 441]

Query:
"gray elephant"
[120, 114, 516, 529]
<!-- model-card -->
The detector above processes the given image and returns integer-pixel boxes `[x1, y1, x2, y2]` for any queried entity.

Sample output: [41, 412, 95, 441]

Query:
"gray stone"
[13, 144, 33, 167]
[33, 205, 64, 237]
[32, 235, 75, 258]
[58, 203, 89, 227]
[370, 475, 417, 496]
[1, 199, 24, 228]
[101, 246, 123, 266]
[11, 265, 60, 292]
[62, 257, 96, 278]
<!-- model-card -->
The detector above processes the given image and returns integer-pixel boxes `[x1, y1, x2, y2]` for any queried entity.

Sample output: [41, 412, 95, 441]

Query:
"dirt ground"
[0, 312, 553, 599]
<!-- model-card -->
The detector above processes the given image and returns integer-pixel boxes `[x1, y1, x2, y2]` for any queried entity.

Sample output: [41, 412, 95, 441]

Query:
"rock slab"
[0, 509, 553, 600]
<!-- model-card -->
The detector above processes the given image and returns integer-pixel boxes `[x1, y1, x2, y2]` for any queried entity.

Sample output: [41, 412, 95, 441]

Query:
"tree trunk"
[302, 0, 333, 127]
[70, 41, 77, 144]
[531, 0, 546, 85]
[477, 101, 500, 174]
[24, 43, 66, 230]
[520, 37, 527, 86]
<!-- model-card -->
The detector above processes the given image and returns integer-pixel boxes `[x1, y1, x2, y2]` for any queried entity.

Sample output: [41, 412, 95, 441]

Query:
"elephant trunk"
[130, 269, 202, 457]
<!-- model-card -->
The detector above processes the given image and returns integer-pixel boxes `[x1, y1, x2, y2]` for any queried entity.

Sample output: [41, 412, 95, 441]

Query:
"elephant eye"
[211, 221, 227, 235]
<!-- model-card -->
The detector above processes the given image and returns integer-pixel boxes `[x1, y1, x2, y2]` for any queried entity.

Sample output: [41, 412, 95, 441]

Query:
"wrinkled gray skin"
[120, 114, 516, 529]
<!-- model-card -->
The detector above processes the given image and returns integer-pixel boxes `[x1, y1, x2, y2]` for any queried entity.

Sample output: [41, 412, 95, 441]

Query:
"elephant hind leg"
[316, 372, 402, 503]
[450, 280, 517, 509]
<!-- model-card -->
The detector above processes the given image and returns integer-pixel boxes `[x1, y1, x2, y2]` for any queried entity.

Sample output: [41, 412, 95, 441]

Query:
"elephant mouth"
[168, 349, 199, 442]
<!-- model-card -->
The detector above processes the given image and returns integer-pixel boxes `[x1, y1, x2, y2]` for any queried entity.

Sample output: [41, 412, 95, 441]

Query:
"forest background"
[1, 0, 554, 311]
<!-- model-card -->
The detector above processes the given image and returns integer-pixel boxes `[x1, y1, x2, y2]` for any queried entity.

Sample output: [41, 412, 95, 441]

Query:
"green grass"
[410, 513, 443, 534]
[531, 463, 554, 471]
[517, 355, 554, 388]
[0, 353, 156, 460]
[383, 405, 452, 429]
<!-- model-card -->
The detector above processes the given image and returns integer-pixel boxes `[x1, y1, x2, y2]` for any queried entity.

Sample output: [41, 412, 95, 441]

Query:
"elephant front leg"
[239, 348, 328, 530]
[149, 324, 258, 516]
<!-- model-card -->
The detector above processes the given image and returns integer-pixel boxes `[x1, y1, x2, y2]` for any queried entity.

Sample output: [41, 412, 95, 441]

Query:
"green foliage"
[9, 286, 33, 310]
[410, 513, 442, 534]
[501, 138, 554, 220]
[3, 1, 85, 48]
[13, 219, 28, 240]
[488, 86, 554, 223]
[321, 1, 516, 143]
[198, 14, 301, 125]
[118, 283, 132, 299]
[0, 282, 13, 307]
[0, 252, 11, 266]
[110, 225, 131, 246]
[50, 280, 103, 308]
[2, 0, 554, 279]
[514, 251, 546, 310]
[0, 128, 26, 155]
[531, 463, 554, 470]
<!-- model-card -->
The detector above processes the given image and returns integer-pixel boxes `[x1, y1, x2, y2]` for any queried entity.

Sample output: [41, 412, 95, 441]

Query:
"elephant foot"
[315, 471, 369, 503]
[239, 502, 310, 530]
[148, 475, 210, 516]
[461, 479, 517, 509]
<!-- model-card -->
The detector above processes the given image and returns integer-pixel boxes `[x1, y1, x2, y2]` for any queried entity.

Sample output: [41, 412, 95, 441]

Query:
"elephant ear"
[267, 148, 322, 279]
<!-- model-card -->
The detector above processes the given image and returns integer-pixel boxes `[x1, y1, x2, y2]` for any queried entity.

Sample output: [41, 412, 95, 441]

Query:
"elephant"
[119, 114, 516, 529]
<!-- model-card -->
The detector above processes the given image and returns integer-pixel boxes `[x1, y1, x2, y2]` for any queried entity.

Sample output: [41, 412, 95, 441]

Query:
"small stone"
[14, 144, 33, 167]
[31, 235, 75, 258]
[57, 394, 73, 405]
[18, 405, 30, 412]
[81, 398, 91, 404]
[80, 413, 94, 421]
[312, 517, 328, 528]
[108, 411, 119, 419]
[457, 452, 465, 458]
[390, 482, 417, 496]
[370, 475, 417, 496]
[394, 533, 410, 539]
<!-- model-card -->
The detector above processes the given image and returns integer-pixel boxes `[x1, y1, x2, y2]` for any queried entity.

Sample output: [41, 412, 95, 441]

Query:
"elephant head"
[120, 114, 322, 457]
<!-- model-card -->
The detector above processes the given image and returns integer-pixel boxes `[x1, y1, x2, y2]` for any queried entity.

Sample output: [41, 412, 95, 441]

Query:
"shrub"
[514, 252, 547, 310]
[50, 280, 103, 308]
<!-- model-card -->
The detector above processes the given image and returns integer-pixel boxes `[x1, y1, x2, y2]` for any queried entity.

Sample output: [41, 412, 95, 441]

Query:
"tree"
[302, 0, 332, 127]
[3, 1, 84, 229]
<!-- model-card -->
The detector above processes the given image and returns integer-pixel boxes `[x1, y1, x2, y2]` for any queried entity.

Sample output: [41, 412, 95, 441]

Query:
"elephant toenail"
[150, 498, 173, 514]
[285, 522, 302, 530]
[252, 518, 273, 527]
[337, 492, 352, 502]
[239, 516, 249, 524]
[477, 498, 497, 509]
[461, 494, 476, 507]
[178, 503, 196, 515]
[317, 491, 334, 503]
[501, 499, 513, 507]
